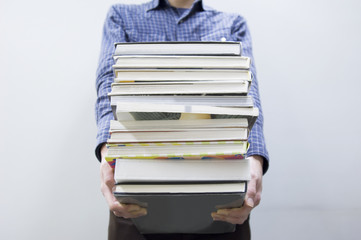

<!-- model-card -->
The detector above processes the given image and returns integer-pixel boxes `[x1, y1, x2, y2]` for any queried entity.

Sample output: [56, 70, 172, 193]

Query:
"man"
[95, 0, 269, 239]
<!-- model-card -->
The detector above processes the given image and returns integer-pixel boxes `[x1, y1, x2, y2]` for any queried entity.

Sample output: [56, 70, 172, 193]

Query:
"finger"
[114, 206, 147, 219]
[247, 178, 262, 207]
[212, 211, 248, 225]
[254, 190, 262, 207]
[212, 200, 253, 225]
[122, 204, 146, 213]
[128, 208, 148, 218]
[113, 210, 123, 218]
[248, 156, 263, 207]
[123, 204, 147, 217]
[112, 203, 131, 218]
[245, 178, 257, 207]
[217, 205, 252, 219]
[212, 215, 243, 225]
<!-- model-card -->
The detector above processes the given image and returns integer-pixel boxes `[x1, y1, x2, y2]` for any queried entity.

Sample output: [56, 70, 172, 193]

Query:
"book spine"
[105, 152, 247, 168]
[107, 152, 246, 159]
[107, 140, 246, 147]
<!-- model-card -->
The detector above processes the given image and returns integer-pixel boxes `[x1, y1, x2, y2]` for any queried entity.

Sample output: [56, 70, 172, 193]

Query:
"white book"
[115, 102, 259, 129]
[108, 81, 249, 95]
[110, 95, 253, 106]
[108, 128, 248, 143]
[113, 69, 252, 82]
[107, 140, 248, 160]
[114, 158, 250, 183]
[116, 102, 258, 116]
[109, 118, 248, 131]
[109, 96, 254, 114]
[113, 41, 242, 56]
[113, 55, 250, 69]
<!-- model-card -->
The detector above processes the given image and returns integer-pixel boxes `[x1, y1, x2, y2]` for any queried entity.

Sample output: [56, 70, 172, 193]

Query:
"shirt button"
[179, 20, 184, 23]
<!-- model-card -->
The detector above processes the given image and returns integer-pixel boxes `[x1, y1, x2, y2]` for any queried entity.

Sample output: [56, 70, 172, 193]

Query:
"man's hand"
[211, 155, 263, 224]
[100, 144, 147, 218]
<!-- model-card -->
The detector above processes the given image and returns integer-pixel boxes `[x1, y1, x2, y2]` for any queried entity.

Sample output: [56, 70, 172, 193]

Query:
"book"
[114, 41, 242, 56]
[115, 102, 259, 129]
[107, 128, 248, 144]
[108, 81, 249, 95]
[113, 55, 250, 69]
[109, 118, 248, 130]
[113, 158, 250, 183]
[105, 141, 249, 166]
[109, 95, 254, 107]
[113, 182, 247, 234]
[109, 95, 254, 116]
[113, 69, 252, 82]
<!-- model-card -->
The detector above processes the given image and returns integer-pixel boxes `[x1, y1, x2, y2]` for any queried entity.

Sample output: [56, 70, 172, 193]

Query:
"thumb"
[245, 178, 257, 208]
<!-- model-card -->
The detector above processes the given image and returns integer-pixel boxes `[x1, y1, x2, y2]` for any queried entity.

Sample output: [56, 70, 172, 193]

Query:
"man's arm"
[96, 6, 146, 219]
[96, 5, 130, 159]
[234, 17, 269, 171]
[212, 16, 269, 224]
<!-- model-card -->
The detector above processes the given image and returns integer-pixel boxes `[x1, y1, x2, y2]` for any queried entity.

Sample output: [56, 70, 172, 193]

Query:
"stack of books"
[105, 42, 258, 234]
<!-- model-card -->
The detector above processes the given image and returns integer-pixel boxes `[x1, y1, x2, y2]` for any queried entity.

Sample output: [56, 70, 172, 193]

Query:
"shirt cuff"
[247, 151, 269, 175]
[95, 142, 107, 162]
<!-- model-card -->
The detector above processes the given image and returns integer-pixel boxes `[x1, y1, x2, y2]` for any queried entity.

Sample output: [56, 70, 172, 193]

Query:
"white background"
[1, 0, 361, 239]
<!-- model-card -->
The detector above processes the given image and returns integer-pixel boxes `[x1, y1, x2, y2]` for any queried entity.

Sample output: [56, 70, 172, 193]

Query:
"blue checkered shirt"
[95, 0, 269, 173]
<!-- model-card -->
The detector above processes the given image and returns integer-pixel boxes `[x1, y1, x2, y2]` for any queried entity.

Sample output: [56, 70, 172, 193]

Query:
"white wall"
[0, 0, 360, 239]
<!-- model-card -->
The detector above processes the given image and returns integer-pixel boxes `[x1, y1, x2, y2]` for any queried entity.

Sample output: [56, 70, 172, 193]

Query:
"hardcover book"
[108, 81, 249, 95]
[113, 182, 247, 234]
[114, 41, 243, 56]
[113, 69, 252, 82]
[115, 102, 259, 129]
[109, 95, 254, 118]
[105, 140, 249, 167]
[113, 157, 250, 183]
[113, 55, 250, 69]
[107, 128, 248, 143]
[109, 118, 249, 131]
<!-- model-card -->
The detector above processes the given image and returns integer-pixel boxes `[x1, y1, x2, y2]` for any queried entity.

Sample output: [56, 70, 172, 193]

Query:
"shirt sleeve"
[231, 16, 270, 174]
[95, 6, 127, 162]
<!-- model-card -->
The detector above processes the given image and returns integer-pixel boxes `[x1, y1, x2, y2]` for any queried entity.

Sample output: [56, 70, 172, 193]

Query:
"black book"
[113, 182, 247, 234]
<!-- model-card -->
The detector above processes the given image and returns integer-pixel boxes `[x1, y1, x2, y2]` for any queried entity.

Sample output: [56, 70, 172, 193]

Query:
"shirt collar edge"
[146, 0, 213, 12]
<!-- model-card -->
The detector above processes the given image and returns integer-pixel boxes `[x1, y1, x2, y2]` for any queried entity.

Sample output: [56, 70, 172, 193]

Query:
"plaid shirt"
[95, 0, 269, 173]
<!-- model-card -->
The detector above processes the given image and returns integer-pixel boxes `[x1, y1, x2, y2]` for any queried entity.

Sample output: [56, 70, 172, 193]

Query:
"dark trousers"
[108, 211, 251, 240]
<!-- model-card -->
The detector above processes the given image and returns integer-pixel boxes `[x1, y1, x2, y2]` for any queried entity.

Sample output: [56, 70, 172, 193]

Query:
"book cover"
[107, 128, 248, 143]
[108, 81, 249, 95]
[113, 55, 250, 69]
[105, 141, 249, 167]
[109, 95, 254, 107]
[109, 118, 249, 131]
[106, 139, 249, 157]
[113, 182, 247, 234]
[115, 102, 259, 129]
[113, 157, 250, 183]
[113, 41, 242, 56]
[112, 69, 252, 82]
[109, 96, 254, 119]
